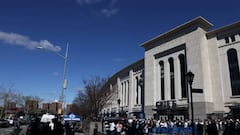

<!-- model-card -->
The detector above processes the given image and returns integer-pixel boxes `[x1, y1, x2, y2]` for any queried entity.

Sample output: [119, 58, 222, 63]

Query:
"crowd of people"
[104, 118, 240, 135]
[27, 116, 80, 135]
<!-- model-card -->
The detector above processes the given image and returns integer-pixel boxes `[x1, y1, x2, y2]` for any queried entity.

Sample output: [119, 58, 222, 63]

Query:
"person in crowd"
[137, 121, 145, 135]
[197, 120, 204, 135]
[65, 122, 75, 135]
[126, 118, 135, 135]
[206, 119, 218, 135]
[41, 122, 51, 135]
[223, 119, 232, 135]
[13, 117, 21, 135]
[52, 117, 64, 135]
[109, 121, 116, 135]
[49, 120, 54, 131]
[143, 122, 149, 135]
[93, 123, 98, 135]
[116, 121, 123, 135]
[234, 119, 240, 135]
[30, 117, 41, 135]
[102, 115, 240, 135]
[13, 117, 20, 130]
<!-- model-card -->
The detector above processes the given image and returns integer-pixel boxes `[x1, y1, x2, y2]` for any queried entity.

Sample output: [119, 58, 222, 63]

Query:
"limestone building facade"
[102, 16, 240, 120]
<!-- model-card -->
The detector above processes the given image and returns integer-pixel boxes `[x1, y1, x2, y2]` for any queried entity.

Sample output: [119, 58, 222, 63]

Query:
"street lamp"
[186, 70, 195, 135]
[117, 99, 121, 117]
[138, 73, 145, 119]
[60, 44, 69, 104]
[37, 44, 69, 114]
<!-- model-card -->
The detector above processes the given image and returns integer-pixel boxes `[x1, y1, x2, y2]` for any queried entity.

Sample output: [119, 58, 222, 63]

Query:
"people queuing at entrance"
[27, 116, 68, 135]
[105, 118, 240, 135]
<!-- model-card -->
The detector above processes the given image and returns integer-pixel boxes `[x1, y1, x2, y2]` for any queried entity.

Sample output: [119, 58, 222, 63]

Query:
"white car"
[0, 119, 10, 127]
[5, 117, 13, 125]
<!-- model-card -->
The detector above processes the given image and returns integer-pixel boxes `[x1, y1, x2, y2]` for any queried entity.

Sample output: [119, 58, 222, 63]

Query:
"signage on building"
[192, 88, 203, 93]
[156, 100, 176, 110]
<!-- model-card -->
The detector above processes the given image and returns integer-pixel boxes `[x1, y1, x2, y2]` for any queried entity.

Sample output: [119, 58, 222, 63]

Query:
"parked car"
[0, 119, 10, 127]
[5, 117, 14, 125]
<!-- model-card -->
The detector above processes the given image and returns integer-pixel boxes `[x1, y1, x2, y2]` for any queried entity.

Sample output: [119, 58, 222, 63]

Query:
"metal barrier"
[150, 127, 193, 134]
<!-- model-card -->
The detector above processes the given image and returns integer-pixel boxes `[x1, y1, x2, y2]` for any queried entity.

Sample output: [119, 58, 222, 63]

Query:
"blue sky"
[0, 0, 239, 104]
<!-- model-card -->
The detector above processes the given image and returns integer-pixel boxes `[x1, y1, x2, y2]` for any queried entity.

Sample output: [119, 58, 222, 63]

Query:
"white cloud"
[101, 8, 118, 17]
[0, 31, 61, 52]
[76, 0, 119, 17]
[76, 0, 103, 5]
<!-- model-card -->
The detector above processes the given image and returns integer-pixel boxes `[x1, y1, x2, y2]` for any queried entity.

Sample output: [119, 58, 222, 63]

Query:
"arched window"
[124, 81, 127, 106]
[169, 58, 175, 99]
[136, 77, 139, 104]
[179, 54, 187, 98]
[159, 61, 165, 100]
[121, 83, 124, 105]
[127, 80, 130, 106]
[227, 49, 240, 95]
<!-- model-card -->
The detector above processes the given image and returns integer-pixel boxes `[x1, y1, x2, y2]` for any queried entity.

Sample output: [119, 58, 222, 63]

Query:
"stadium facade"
[101, 16, 240, 120]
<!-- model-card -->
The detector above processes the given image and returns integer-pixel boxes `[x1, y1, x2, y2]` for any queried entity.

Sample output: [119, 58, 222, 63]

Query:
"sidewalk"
[89, 121, 104, 135]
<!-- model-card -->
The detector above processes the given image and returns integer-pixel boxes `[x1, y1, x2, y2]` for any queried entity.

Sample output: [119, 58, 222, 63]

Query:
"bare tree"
[72, 90, 90, 118]
[0, 84, 22, 117]
[22, 95, 44, 115]
[0, 84, 43, 117]
[72, 76, 113, 118]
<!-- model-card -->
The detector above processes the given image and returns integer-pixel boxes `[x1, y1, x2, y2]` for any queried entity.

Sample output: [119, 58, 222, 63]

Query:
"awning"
[224, 102, 240, 107]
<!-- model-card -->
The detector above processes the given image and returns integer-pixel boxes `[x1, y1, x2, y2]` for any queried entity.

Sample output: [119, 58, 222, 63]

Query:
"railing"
[150, 127, 194, 134]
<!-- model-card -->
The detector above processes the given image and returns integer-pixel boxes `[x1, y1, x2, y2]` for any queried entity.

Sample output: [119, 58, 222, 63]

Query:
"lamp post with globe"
[186, 70, 195, 135]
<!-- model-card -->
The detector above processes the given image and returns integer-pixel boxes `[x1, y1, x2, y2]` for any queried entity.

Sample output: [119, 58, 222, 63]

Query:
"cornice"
[140, 16, 213, 49]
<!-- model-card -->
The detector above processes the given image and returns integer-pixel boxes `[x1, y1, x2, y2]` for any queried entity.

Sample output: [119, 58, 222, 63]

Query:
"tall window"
[127, 81, 130, 106]
[179, 54, 187, 98]
[121, 83, 124, 105]
[225, 37, 229, 44]
[227, 49, 240, 95]
[230, 35, 236, 42]
[124, 81, 127, 106]
[159, 61, 165, 100]
[136, 77, 139, 104]
[169, 58, 175, 99]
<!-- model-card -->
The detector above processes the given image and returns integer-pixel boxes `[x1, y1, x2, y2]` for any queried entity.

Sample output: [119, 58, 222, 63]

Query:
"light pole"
[37, 44, 69, 114]
[59, 44, 69, 105]
[117, 99, 121, 117]
[186, 70, 195, 135]
[138, 72, 145, 119]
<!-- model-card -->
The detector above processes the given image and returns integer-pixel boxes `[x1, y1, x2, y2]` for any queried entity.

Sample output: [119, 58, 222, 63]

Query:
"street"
[0, 124, 87, 135]
[0, 127, 14, 135]
[0, 125, 27, 135]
